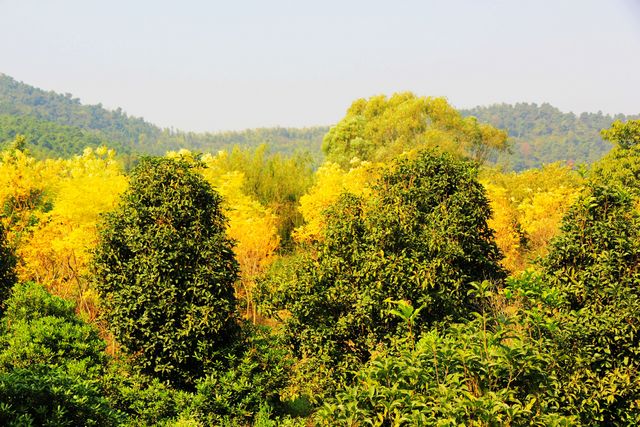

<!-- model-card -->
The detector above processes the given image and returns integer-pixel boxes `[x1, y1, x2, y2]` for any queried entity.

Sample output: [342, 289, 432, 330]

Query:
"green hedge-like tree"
[93, 157, 239, 388]
[0, 282, 120, 426]
[542, 184, 640, 424]
[318, 309, 575, 426]
[0, 224, 17, 311]
[271, 151, 505, 374]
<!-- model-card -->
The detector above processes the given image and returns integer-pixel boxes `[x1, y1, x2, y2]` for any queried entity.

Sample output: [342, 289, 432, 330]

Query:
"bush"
[268, 151, 505, 380]
[0, 282, 120, 426]
[187, 326, 296, 426]
[541, 184, 640, 424]
[102, 362, 186, 427]
[318, 305, 574, 426]
[93, 157, 239, 388]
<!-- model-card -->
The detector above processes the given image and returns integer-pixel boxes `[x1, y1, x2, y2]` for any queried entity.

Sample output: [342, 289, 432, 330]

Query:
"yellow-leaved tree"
[18, 147, 127, 320]
[483, 182, 526, 273]
[0, 137, 63, 244]
[293, 160, 383, 244]
[481, 163, 583, 272]
[168, 149, 281, 322]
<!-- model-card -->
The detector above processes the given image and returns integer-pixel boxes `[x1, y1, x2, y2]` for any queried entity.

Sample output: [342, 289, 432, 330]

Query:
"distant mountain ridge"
[0, 73, 328, 161]
[1, 73, 638, 170]
[461, 103, 640, 171]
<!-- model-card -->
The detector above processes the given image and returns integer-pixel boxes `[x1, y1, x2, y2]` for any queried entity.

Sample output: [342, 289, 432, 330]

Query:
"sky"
[0, 0, 639, 132]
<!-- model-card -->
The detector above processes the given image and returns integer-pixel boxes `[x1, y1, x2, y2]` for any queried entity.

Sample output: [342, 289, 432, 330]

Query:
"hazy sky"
[1, 0, 639, 131]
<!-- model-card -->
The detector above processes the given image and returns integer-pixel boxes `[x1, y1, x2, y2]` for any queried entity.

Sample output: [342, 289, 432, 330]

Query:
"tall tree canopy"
[93, 157, 239, 388]
[601, 119, 640, 149]
[322, 93, 507, 168]
[591, 119, 640, 196]
[541, 184, 640, 424]
[268, 151, 505, 377]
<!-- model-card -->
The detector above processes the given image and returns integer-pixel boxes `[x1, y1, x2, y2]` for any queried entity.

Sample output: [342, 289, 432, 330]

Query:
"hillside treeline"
[0, 74, 327, 163]
[3, 73, 639, 171]
[1, 93, 640, 425]
[462, 102, 640, 170]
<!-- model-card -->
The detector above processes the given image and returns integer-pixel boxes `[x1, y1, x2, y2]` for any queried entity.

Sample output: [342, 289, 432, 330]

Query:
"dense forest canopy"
[2, 73, 638, 172]
[462, 102, 640, 170]
[0, 74, 327, 163]
[2, 72, 640, 425]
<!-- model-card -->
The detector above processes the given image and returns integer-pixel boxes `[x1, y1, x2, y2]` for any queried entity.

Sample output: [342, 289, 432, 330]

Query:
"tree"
[202, 145, 314, 245]
[321, 93, 508, 168]
[0, 142, 61, 244]
[0, 224, 16, 310]
[0, 282, 120, 426]
[591, 120, 640, 196]
[93, 157, 239, 388]
[293, 160, 383, 245]
[542, 184, 640, 424]
[267, 151, 505, 378]
[481, 163, 584, 272]
[18, 147, 127, 321]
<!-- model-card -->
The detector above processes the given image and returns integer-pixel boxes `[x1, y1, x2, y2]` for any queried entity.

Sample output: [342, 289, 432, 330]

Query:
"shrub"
[318, 305, 574, 426]
[0, 282, 120, 426]
[268, 151, 505, 379]
[187, 326, 295, 426]
[93, 157, 239, 388]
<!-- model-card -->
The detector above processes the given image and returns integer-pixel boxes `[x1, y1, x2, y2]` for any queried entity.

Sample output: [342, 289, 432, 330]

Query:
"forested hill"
[0, 73, 328, 161]
[2, 73, 638, 169]
[462, 103, 640, 171]
[0, 73, 161, 148]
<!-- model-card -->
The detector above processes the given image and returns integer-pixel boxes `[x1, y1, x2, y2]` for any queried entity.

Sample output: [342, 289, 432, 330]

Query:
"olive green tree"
[93, 157, 239, 388]
[542, 184, 640, 424]
[321, 93, 507, 168]
[268, 151, 505, 378]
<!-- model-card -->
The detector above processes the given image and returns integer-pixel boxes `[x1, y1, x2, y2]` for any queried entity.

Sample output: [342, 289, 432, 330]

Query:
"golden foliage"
[482, 163, 584, 273]
[172, 150, 282, 322]
[293, 161, 383, 244]
[0, 147, 63, 242]
[14, 147, 127, 321]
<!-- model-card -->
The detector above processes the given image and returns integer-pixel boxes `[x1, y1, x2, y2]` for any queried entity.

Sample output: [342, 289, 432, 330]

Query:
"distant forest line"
[1, 73, 638, 170]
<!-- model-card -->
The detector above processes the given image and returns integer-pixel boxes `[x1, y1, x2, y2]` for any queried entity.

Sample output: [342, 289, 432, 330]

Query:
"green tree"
[0, 282, 121, 426]
[0, 224, 16, 310]
[601, 119, 640, 149]
[322, 93, 507, 168]
[93, 157, 239, 388]
[591, 119, 640, 196]
[267, 151, 505, 380]
[542, 184, 640, 424]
